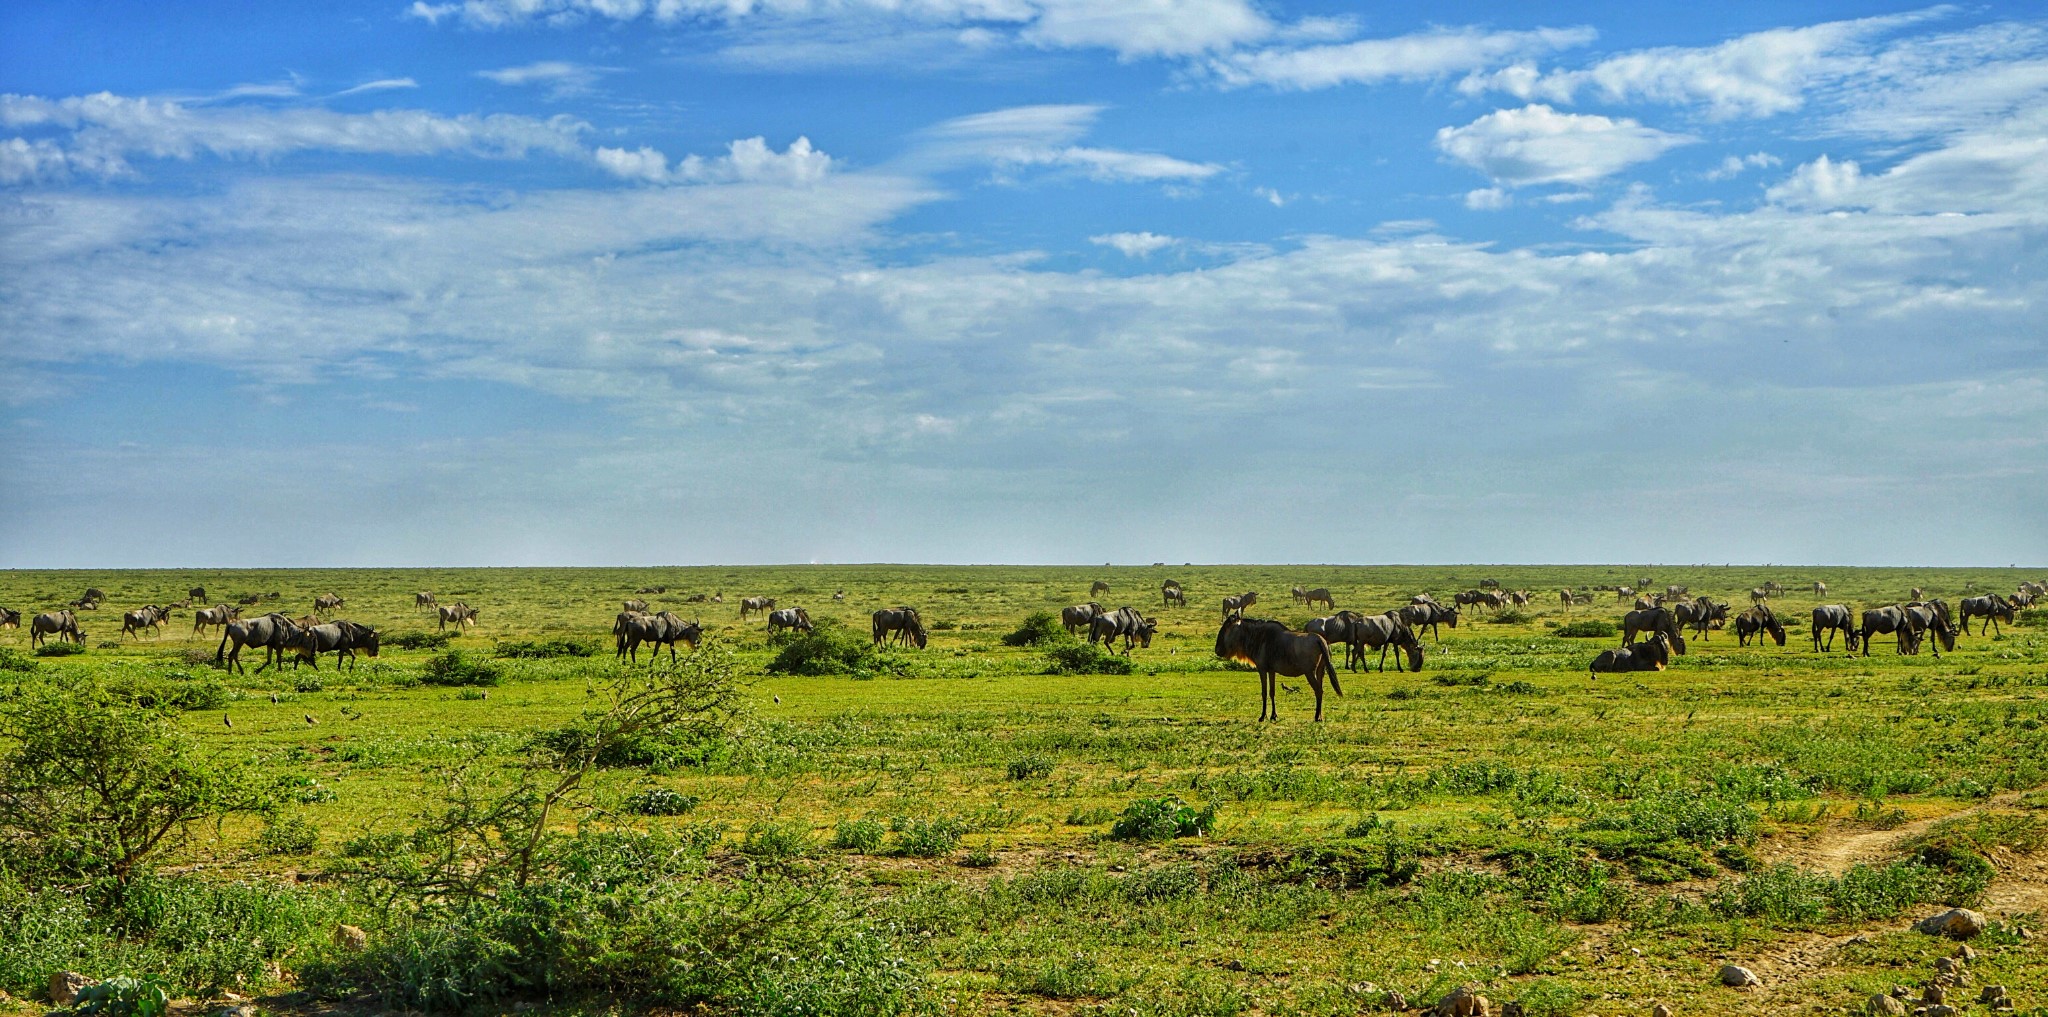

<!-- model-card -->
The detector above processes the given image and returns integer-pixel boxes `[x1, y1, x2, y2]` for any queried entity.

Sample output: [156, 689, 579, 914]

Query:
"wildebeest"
[1301, 588, 1336, 609]
[81, 587, 107, 606]
[1621, 607, 1688, 654]
[616, 611, 701, 664]
[437, 602, 479, 631]
[1859, 606, 1917, 656]
[1672, 598, 1727, 641]
[1813, 581, 1827, 597]
[767, 607, 814, 634]
[635, 585, 668, 594]
[1061, 603, 1104, 635]
[1633, 595, 1663, 611]
[1638, 576, 1654, 590]
[1959, 594, 2017, 636]
[1665, 585, 1688, 597]
[1088, 606, 1158, 655]
[0, 607, 18, 629]
[217, 613, 304, 674]
[1290, 585, 1308, 604]
[1215, 616, 1341, 722]
[1749, 587, 1771, 604]
[237, 593, 264, 606]
[623, 598, 650, 614]
[295, 621, 380, 670]
[1310, 611, 1422, 672]
[1304, 612, 1364, 668]
[739, 596, 776, 620]
[1614, 586, 1635, 602]
[1902, 600, 1957, 657]
[683, 593, 709, 603]
[415, 592, 437, 611]
[30, 610, 84, 647]
[121, 604, 173, 640]
[187, 586, 206, 603]
[1591, 632, 1673, 673]
[1507, 590, 1532, 608]
[1479, 578, 1501, 590]
[1810, 605, 1861, 652]
[1090, 580, 1111, 597]
[313, 594, 344, 614]
[1398, 601, 1460, 643]
[1734, 605, 1786, 647]
[1910, 587, 1925, 601]
[1162, 585, 1187, 607]
[872, 607, 927, 649]
[192, 604, 241, 637]
[2014, 589, 2037, 609]
[1221, 591, 1259, 618]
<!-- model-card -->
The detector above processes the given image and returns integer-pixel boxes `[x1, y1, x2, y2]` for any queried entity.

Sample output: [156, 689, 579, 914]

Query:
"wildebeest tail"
[1321, 640, 1342, 697]
[215, 627, 232, 664]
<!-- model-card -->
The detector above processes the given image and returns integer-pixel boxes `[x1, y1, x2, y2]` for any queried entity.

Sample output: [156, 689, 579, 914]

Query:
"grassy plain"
[4, 563, 2048, 1016]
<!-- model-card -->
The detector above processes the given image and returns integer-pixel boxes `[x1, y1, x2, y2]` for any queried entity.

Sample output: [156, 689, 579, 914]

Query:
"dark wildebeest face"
[1136, 617, 1157, 649]
[362, 630, 380, 657]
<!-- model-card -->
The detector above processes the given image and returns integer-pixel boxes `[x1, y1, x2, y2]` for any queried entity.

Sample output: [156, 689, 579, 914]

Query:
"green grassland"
[3, 563, 2048, 1016]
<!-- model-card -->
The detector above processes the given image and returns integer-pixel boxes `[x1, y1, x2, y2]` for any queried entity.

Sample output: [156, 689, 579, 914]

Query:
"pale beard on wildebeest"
[767, 607, 813, 634]
[30, 610, 84, 647]
[618, 611, 701, 664]
[1397, 601, 1459, 643]
[739, 596, 776, 620]
[1087, 607, 1157, 656]
[1859, 606, 1916, 656]
[295, 621, 380, 671]
[1959, 595, 2017, 636]
[216, 613, 304, 675]
[0, 607, 19, 630]
[1061, 603, 1104, 634]
[872, 607, 927, 648]
[1811, 605, 1861, 652]
[1221, 591, 1259, 618]
[1214, 616, 1341, 722]
[1590, 632, 1672, 673]
[1620, 607, 1688, 655]
[1734, 605, 1786, 647]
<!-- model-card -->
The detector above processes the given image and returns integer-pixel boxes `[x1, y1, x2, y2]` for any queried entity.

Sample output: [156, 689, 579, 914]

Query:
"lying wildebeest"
[1859, 606, 1916, 656]
[1959, 594, 2016, 636]
[1621, 607, 1688, 654]
[1162, 585, 1187, 607]
[415, 591, 437, 611]
[1590, 632, 1673, 673]
[1061, 603, 1104, 635]
[767, 607, 813, 634]
[711, 591, 724, 603]
[739, 596, 775, 620]
[1399, 601, 1459, 643]
[683, 593, 709, 603]
[1088, 606, 1158, 655]
[873, 607, 927, 648]
[237, 593, 263, 606]
[192, 604, 240, 636]
[1215, 616, 1340, 722]
[635, 585, 667, 594]
[30, 610, 84, 647]
[1090, 580, 1111, 597]
[217, 613, 304, 675]
[295, 621, 380, 671]
[1672, 598, 1727, 641]
[1221, 591, 1258, 618]
[1810, 605, 1861, 652]
[437, 602, 479, 631]
[1734, 605, 1786, 647]
[121, 604, 173, 640]
[623, 598, 650, 614]
[1812, 581, 1827, 597]
[313, 594, 344, 614]
[1902, 600, 1957, 657]
[0, 607, 18, 629]
[616, 611, 701, 664]
[1479, 578, 1501, 590]
[1301, 588, 1336, 609]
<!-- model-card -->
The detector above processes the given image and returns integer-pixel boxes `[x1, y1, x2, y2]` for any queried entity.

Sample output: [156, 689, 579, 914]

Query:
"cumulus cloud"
[1463, 187, 1510, 210]
[1208, 26, 1596, 91]
[595, 136, 834, 185]
[1434, 104, 1693, 186]
[1704, 151, 1782, 181]
[1090, 231, 1177, 257]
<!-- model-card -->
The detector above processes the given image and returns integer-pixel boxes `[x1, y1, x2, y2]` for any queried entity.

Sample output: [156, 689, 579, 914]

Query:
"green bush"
[35, 641, 85, 657]
[1553, 620, 1617, 638]
[1109, 796, 1215, 842]
[832, 818, 886, 853]
[894, 817, 966, 857]
[766, 621, 889, 677]
[1490, 609, 1531, 624]
[0, 648, 35, 673]
[1043, 641, 1133, 676]
[255, 813, 319, 856]
[1006, 754, 1056, 780]
[1001, 612, 1067, 647]
[741, 821, 814, 859]
[494, 639, 597, 659]
[419, 650, 503, 687]
[625, 788, 700, 816]
[388, 631, 452, 651]
[109, 674, 229, 712]
[67, 975, 170, 1017]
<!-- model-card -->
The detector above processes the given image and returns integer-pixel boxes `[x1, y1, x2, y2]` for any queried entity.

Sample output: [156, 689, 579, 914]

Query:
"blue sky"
[3, 0, 2045, 567]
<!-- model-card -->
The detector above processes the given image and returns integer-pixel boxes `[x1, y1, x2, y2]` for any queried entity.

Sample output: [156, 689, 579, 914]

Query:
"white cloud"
[476, 61, 611, 97]
[596, 136, 835, 186]
[333, 78, 420, 97]
[910, 104, 1218, 184]
[1208, 26, 1596, 91]
[1020, 0, 1274, 58]
[1703, 151, 1781, 181]
[1435, 104, 1693, 186]
[1764, 155, 1865, 208]
[1463, 187, 1510, 210]
[1090, 231, 1177, 257]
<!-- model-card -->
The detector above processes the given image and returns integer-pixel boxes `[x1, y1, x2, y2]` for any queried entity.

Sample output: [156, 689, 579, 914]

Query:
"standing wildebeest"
[1811, 605, 1862, 652]
[1734, 605, 1786, 647]
[187, 586, 206, 603]
[623, 598, 650, 614]
[767, 607, 813, 634]
[1909, 587, 1925, 601]
[1304, 611, 1365, 669]
[0, 607, 18, 630]
[30, 610, 84, 647]
[1221, 591, 1259, 618]
[1665, 585, 1689, 598]
[1162, 585, 1187, 608]
[2014, 588, 2037, 609]
[1621, 607, 1688, 654]
[617, 611, 701, 663]
[121, 605, 173, 640]
[313, 594, 344, 614]
[1902, 601, 1957, 657]
[872, 607, 928, 648]
[739, 596, 776, 620]
[217, 613, 304, 674]
[415, 592, 437, 611]
[1061, 603, 1104, 634]
[1088, 606, 1158, 655]
[296, 621, 380, 670]
[1312, 611, 1423, 672]
[1214, 616, 1341, 722]
[1301, 588, 1336, 609]
[1290, 585, 1308, 604]
[1672, 599, 1726, 641]
[1960, 594, 2017, 636]
[1591, 632, 1673, 673]
[1859, 606, 1917, 656]
[1749, 587, 1771, 604]
[1090, 580, 1111, 597]
[437, 603, 479, 631]
[1614, 586, 1635, 603]
[192, 604, 240, 637]
[1813, 581, 1827, 597]
[1399, 601, 1459, 643]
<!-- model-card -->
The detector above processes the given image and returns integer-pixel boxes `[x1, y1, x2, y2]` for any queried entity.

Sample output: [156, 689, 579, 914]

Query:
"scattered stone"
[1914, 908, 1988, 940]
[1922, 1005, 1959, 1017]
[1433, 984, 1491, 1017]
[1955, 945, 1979, 963]
[1388, 990, 1410, 1011]
[1651, 1004, 1672, 1017]
[1719, 964, 1762, 988]
[334, 923, 369, 951]
[1500, 1003, 1525, 1017]
[1892, 985, 1914, 1000]
[49, 972, 93, 1006]
[1867, 993, 1908, 1016]
[1923, 984, 1946, 1006]
[1979, 985, 2009, 1006]
[1935, 956, 1964, 976]
[216, 1005, 258, 1017]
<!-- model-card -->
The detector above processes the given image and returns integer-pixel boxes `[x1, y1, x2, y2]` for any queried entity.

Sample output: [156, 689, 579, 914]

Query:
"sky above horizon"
[3, 1, 2046, 568]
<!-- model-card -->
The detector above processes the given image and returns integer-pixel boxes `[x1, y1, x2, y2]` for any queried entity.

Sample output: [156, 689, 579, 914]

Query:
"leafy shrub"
[0, 648, 34, 673]
[1591, 790, 1756, 845]
[419, 650, 503, 687]
[1554, 620, 1617, 638]
[1110, 796, 1215, 842]
[67, 975, 170, 1017]
[1043, 641, 1133, 676]
[960, 848, 998, 868]
[35, 641, 85, 657]
[454, 688, 487, 701]
[1006, 754, 1056, 780]
[1490, 609, 1530, 624]
[833, 818, 886, 853]
[741, 821, 814, 859]
[294, 676, 324, 693]
[494, 639, 597, 659]
[388, 631, 452, 651]
[109, 674, 229, 713]
[1065, 805, 1116, 826]
[625, 788, 700, 816]
[894, 817, 966, 857]
[766, 621, 889, 677]
[255, 813, 319, 856]
[1001, 612, 1067, 647]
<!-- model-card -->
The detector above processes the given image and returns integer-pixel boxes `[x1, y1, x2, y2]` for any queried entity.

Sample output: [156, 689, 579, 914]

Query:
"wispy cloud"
[475, 60, 612, 97]
[1206, 26, 1596, 91]
[910, 104, 1221, 184]
[334, 78, 420, 97]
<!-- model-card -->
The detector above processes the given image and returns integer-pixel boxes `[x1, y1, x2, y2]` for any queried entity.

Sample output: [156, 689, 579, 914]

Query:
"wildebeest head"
[1134, 615, 1158, 649]
[361, 629, 381, 657]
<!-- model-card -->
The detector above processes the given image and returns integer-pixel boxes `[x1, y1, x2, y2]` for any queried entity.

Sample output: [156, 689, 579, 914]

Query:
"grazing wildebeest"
[1090, 580, 1111, 597]
[0, 607, 18, 629]
[1959, 594, 2016, 636]
[1621, 607, 1688, 654]
[618, 611, 701, 664]
[623, 598, 650, 614]
[1311, 611, 1422, 672]
[415, 592, 437, 611]
[1902, 601, 1957, 657]
[2012, 588, 2036, 609]
[1221, 591, 1259, 618]
[296, 621, 380, 671]
[313, 594, 344, 614]
[1162, 585, 1187, 608]
[1614, 586, 1635, 603]
[1061, 603, 1104, 635]
[1398, 601, 1459, 643]
[1734, 605, 1786, 647]
[767, 607, 813, 634]
[1591, 632, 1673, 673]
[121, 605, 172, 640]
[1214, 616, 1340, 722]
[1811, 605, 1862, 652]
[1290, 585, 1308, 604]
[30, 610, 84, 647]
[1672, 598, 1727, 641]
[1812, 581, 1827, 597]
[1302, 588, 1336, 609]
[739, 596, 776, 620]
[1088, 606, 1157, 655]
[612, 611, 648, 659]
[217, 613, 305, 674]
[437, 602, 479, 631]
[1859, 606, 1917, 656]
[192, 604, 240, 637]
[1910, 587, 1925, 602]
[872, 607, 927, 648]
[188, 586, 206, 603]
